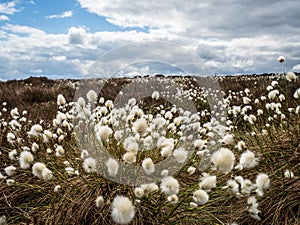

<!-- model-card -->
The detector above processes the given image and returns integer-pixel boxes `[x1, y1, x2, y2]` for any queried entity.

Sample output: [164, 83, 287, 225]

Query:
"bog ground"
[0, 74, 299, 225]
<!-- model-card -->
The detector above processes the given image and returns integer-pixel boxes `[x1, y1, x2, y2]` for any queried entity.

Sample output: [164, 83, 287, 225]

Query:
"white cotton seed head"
[7, 132, 16, 144]
[256, 173, 270, 190]
[160, 176, 179, 196]
[19, 151, 34, 169]
[211, 147, 235, 173]
[132, 118, 148, 136]
[83, 157, 97, 173]
[106, 158, 119, 177]
[95, 196, 104, 208]
[293, 88, 300, 99]
[167, 194, 178, 204]
[111, 196, 135, 225]
[243, 97, 251, 104]
[277, 55, 285, 63]
[161, 146, 173, 158]
[6, 179, 15, 186]
[54, 185, 61, 192]
[4, 165, 17, 176]
[42, 168, 53, 181]
[236, 140, 246, 151]
[55, 145, 65, 157]
[134, 187, 144, 198]
[239, 150, 258, 169]
[284, 169, 294, 179]
[193, 189, 209, 205]
[268, 90, 279, 100]
[187, 166, 196, 175]
[96, 125, 113, 142]
[32, 162, 46, 179]
[173, 148, 188, 163]
[57, 94, 66, 105]
[286, 71, 296, 82]
[199, 174, 217, 191]
[28, 124, 43, 137]
[140, 183, 159, 195]
[193, 139, 206, 150]
[8, 149, 18, 160]
[151, 91, 159, 100]
[122, 152, 136, 164]
[31, 142, 39, 152]
[222, 134, 234, 145]
[86, 90, 98, 102]
[142, 158, 155, 175]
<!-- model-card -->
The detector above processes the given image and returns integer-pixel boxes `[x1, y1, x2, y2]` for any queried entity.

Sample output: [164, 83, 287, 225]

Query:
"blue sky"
[1, 0, 300, 80]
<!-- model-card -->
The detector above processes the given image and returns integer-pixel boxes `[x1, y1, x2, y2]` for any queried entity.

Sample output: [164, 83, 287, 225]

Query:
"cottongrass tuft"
[239, 150, 258, 169]
[167, 194, 178, 204]
[199, 173, 217, 191]
[96, 125, 113, 142]
[122, 152, 136, 164]
[160, 176, 179, 196]
[82, 157, 97, 173]
[95, 196, 104, 208]
[134, 187, 144, 198]
[293, 88, 300, 99]
[284, 169, 294, 179]
[286, 71, 297, 82]
[132, 118, 148, 136]
[19, 150, 34, 169]
[57, 94, 66, 106]
[28, 124, 43, 137]
[106, 158, 119, 177]
[173, 148, 188, 163]
[256, 173, 270, 190]
[211, 147, 235, 173]
[42, 168, 53, 181]
[4, 165, 17, 176]
[142, 158, 155, 175]
[86, 90, 98, 102]
[32, 162, 46, 179]
[6, 179, 15, 186]
[193, 189, 209, 205]
[0, 215, 7, 225]
[111, 195, 135, 225]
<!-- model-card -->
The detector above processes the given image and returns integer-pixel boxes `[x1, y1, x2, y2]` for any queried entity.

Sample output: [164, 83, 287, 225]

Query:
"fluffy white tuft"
[173, 148, 188, 163]
[160, 176, 179, 196]
[19, 151, 34, 169]
[32, 162, 46, 179]
[211, 148, 235, 173]
[82, 157, 97, 173]
[106, 158, 119, 177]
[111, 195, 135, 225]
[142, 158, 155, 175]
[239, 150, 258, 169]
[193, 189, 209, 205]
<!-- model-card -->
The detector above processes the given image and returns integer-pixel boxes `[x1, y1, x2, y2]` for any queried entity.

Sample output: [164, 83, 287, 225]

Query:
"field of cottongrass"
[0, 70, 299, 224]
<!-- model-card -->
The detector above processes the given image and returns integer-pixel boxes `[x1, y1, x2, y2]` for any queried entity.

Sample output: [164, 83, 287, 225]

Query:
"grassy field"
[0, 74, 299, 225]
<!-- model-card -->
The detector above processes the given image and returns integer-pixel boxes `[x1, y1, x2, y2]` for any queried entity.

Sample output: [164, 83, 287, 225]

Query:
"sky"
[0, 0, 300, 80]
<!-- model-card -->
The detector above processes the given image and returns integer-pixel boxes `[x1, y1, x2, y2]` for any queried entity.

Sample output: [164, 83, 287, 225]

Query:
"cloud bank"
[1, 0, 300, 79]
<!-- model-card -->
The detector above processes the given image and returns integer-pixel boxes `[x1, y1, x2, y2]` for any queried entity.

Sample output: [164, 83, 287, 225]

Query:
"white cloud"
[52, 55, 67, 61]
[30, 68, 43, 74]
[0, 1, 19, 15]
[292, 64, 300, 71]
[68, 26, 86, 45]
[46, 10, 73, 19]
[0, 15, 9, 21]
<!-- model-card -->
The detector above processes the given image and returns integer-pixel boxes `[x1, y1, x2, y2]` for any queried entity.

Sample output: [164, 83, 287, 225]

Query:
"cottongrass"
[111, 196, 135, 225]
[0, 74, 299, 224]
